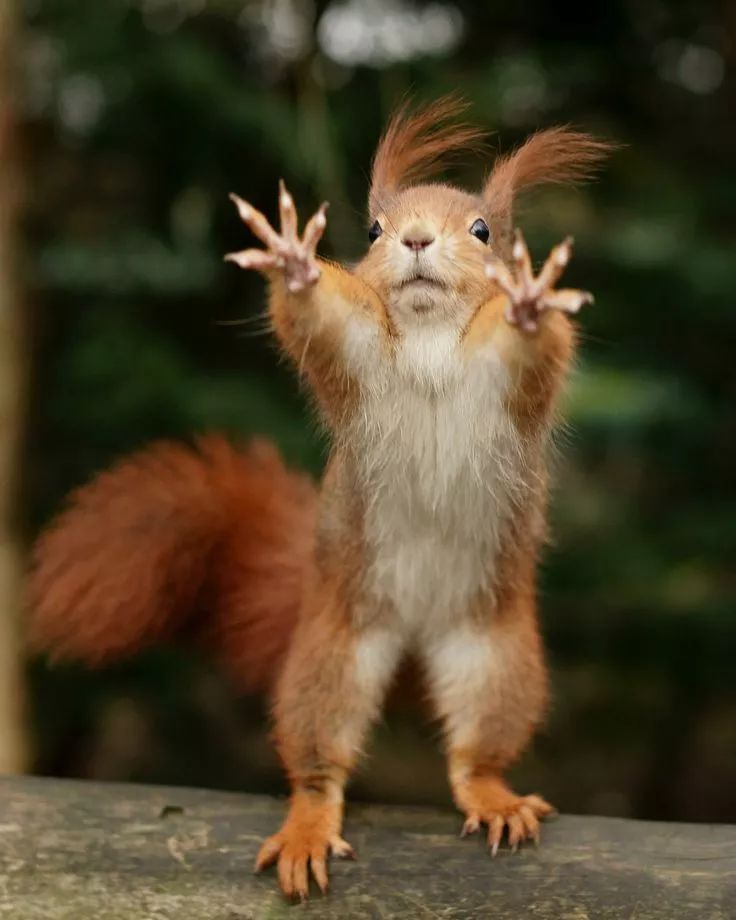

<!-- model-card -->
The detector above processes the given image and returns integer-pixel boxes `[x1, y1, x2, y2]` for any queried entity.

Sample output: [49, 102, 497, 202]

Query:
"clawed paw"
[225, 180, 328, 294]
[460, 793, 555, 856]
[255, 831, 354, 900]
[485, 230, 592, 334]
[254, 794, 354, 901]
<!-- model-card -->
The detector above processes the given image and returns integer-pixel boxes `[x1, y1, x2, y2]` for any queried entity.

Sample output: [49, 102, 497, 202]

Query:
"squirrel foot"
[485, 230, 593, 334]
[226, 181, 328, 293]
[254, 793, 354, 900]
[456, 774, 556, 855]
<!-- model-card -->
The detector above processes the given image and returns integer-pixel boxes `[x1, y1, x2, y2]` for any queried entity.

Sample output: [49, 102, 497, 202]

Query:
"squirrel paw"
[457, 777, 556, 855]
[254, 798, 354, 900]
[485, 230, 593, 334]
[225, 181, 328, 294]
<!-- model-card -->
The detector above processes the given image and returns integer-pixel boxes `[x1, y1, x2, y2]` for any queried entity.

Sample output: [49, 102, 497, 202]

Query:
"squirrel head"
[355, 96, 612, 333]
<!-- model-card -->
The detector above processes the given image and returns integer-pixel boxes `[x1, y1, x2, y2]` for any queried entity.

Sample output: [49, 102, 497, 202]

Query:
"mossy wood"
[0, 776, 734, 918]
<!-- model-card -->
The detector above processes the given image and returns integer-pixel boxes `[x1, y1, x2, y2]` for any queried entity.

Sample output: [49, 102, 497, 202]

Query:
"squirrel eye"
[368, 220, 383, 244]
[469, 218, 490, 244]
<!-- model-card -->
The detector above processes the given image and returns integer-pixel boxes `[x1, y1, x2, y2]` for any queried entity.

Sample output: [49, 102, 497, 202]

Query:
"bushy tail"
[26, 436, 317, 693]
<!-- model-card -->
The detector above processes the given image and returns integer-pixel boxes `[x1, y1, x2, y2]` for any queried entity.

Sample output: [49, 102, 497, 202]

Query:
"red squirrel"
[28, 97, 611, 899]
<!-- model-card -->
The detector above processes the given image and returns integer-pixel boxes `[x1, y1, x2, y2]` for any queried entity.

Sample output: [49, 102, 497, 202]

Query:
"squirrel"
[27, 97, 612, 899]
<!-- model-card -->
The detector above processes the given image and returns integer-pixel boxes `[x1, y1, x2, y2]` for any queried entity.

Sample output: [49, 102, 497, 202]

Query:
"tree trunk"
[0, 0, 28, 774]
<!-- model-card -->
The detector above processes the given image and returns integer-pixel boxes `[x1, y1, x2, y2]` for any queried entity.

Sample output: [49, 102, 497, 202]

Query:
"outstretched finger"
[229, 193, 284, 253]
[488, 815, 504, 856]
[461, 815, 480, 837]
[484, 257, 516, 297]
[329, 836, 355, 860]
[303, 202, 329, 255]
[278, 180, 298, 244]
[543, 288, 593, 314]
[507, 813, 525, 851]
[512, 229, 534, 286]
[255, 835, 282, 872]
[224, 248, 280, 272]
[278, 853, 295, 899]
[518, 805, 540, 845]
[524, 794, 557, 817]
[310, 846, 329, 894]
[292, 856, 309, 902]
[533, 236, 573, 297]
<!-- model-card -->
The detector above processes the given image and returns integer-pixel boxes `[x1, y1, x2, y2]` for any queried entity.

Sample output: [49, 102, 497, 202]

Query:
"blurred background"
[0, 0, 734, 823]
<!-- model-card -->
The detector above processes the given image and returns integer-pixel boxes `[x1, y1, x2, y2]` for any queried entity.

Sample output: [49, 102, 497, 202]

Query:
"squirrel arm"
[267, 258, 390, 416]
[464, 232, 586, 432]
[464, 295, 575, 434]
[226, 186, 390, 421]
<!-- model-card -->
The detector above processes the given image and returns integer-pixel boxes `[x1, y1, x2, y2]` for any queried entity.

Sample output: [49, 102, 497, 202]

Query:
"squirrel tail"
[26, 436, 316, 693]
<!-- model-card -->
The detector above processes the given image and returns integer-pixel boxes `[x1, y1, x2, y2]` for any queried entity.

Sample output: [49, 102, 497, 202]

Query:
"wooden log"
[0, 776, 733, 918]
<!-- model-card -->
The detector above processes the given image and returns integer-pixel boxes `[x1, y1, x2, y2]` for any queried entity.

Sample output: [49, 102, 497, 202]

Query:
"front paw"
[485, 230, 593, 334]
[255, 795, 354, 900]
[226, 180, 328, 294]
[456, 776, 555, 855]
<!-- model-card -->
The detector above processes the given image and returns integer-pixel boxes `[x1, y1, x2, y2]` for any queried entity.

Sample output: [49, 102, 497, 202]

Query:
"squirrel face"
[355, 96, 610, 334]
[355, 183, 495, 331]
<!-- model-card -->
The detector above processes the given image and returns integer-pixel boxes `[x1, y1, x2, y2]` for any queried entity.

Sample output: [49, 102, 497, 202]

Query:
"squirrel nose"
[401, 223, 435, 251]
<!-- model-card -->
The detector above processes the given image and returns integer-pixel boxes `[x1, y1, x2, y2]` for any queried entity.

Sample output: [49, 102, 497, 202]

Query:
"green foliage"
[23, 0, 735, 821]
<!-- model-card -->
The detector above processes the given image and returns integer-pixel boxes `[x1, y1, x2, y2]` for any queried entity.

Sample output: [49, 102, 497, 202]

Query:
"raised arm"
[226, 183, 389, 421]
[465, 232, 591, 435]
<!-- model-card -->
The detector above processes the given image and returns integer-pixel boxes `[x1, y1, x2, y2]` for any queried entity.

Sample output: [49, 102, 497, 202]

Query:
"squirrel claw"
[487, 230, 592, 334]
[461, 815, 480, 837]
[458, 779, 554, 857]
[227, 183, 328, 293]
[329, 836, 356, 860]
[254, 799, 353, 900]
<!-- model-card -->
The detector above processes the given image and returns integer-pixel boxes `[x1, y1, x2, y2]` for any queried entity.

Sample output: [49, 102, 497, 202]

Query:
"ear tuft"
[369, 95, 487, 215]
[484, 127, 615, 226]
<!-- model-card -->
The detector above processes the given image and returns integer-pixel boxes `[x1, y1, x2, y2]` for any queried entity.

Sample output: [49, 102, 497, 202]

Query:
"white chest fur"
[343, 320, 531, 641]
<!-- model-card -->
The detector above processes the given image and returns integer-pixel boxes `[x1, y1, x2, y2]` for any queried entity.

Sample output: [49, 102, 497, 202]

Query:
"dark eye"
[469, 218, 490, 244]
[368, 219, 383, 244]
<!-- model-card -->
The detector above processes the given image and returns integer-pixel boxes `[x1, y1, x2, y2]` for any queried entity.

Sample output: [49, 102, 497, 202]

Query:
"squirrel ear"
[484, 127, 615, 252]
[369, 95, 486, 215]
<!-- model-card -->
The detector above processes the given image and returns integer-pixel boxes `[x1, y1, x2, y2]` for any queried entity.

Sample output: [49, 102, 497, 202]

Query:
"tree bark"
[1, 776, 734, 918]
[0, 0, 28, 774]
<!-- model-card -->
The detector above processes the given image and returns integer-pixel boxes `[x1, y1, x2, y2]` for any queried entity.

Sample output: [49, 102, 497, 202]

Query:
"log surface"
[0, 775, 734, 918]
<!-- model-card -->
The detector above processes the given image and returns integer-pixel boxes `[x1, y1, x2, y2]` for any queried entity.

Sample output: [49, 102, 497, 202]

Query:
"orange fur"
[255, 789, 351, 898]
[267, 257, 389, 424]
[484, 126, 612, 232]
[27, 436, 316, 693]
[369, 95, 486, 214]
[449, 765, 555, 850]
[28, 97, 614, 899]
[466, 294, 576, 433]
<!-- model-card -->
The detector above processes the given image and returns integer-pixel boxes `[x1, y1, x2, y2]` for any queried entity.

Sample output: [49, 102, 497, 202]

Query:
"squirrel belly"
[341, 318, 546, 644]
[26, 436, 316, 694]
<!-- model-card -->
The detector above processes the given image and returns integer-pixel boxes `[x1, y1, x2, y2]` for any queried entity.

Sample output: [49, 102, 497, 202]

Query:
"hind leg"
[259, 607, 400, 899]
[422, 597, 554, 854]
